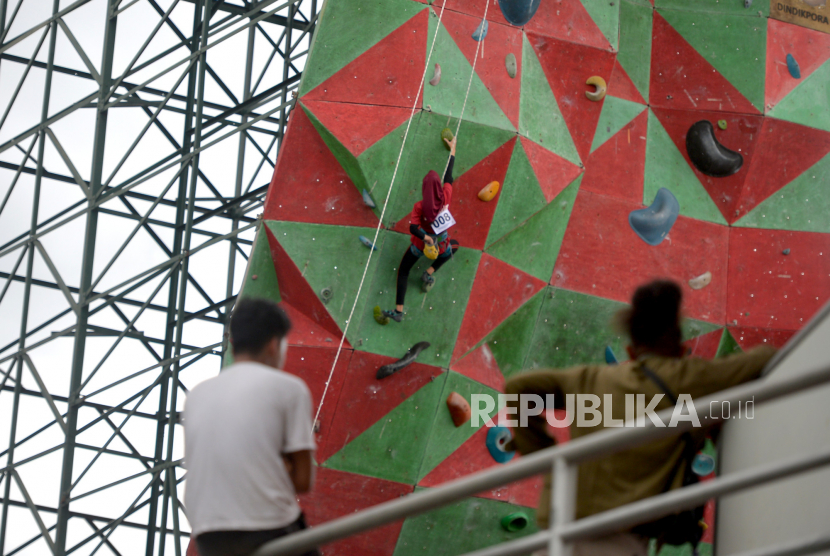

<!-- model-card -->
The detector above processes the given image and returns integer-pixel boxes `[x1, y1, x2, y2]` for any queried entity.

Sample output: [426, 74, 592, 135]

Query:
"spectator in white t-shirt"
[184, 298, 319, 556]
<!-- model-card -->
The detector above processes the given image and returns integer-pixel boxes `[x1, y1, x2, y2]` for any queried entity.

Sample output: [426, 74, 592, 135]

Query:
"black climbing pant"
[196, 514, 320, 556]
[395, 240, 459, 306]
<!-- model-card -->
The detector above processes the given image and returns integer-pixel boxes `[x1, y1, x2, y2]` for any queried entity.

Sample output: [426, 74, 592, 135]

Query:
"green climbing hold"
[501, 512, 529, 532]
[441, 127, 454, 149]
[718, 120, 727, 130]
[374, 305, 389, 325]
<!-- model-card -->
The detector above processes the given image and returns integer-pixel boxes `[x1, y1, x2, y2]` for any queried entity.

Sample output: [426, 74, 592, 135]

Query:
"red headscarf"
[421, 170, 445, 223]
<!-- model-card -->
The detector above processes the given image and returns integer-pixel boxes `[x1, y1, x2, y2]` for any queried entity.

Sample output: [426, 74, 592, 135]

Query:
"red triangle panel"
[304, 11, 427, 108]
[731, 327, 797, 350]
[450, 342, 505, 392]
[303, 100, 412, 157]
[299, 467, 412, 556]
[520, 137, 584, 203]
[607, 60, 646, 105]
[684, 329, 723, 360]
[442, 11, 523, 129]
[318, 351, 444, 462]
[552, 189, 730, 324]
[650, 12, 759, 115]
[452, 254, 547, 363]
[580, 109, 647, 204]
[524, 0, 612, 52]
[527, 32, 616, 163]
[735, 117, 830, 221]
[263, 107, 379, 228]
[282, 346, 351, 457]
[765, 18, 830, 110]
[419, 409, 543, 508]
[727, 228, 830, 331]
[652, 107, 764, 223]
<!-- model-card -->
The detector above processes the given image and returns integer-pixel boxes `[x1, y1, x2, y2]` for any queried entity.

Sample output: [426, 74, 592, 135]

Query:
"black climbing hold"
[376, 341, 430, 379]
[320, 287, 333, 303]
[787, 53, 801, 79]
[629, 188, 680, 246]
[685, 120, 743, 178]
[783, 248, 791, 255]
[498, 0, 541, 26]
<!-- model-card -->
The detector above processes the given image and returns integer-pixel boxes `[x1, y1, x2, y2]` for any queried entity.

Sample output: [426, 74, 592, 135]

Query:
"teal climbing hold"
[362, 189, 376, 208]
[692, 453, 715, 476]
[472, 20, 488, 42]
[787, 53, 801, 79]
[498, 0, 541, 26]
[629, 188, 680, 246]
[486, 426, 515, 464]
[605, 346, 618, 365]
[359, 235, 378, 251]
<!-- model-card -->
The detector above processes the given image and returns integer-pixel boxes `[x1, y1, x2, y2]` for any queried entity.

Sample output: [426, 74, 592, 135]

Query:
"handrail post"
[550, 457, 576, 556]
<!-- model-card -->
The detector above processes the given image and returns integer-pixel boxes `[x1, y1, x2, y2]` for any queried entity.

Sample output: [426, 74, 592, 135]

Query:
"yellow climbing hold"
[585, 76, 607, 102]
[478, 181, 500, 202]
[441, 128, 454, 149]
[373, 305, 389, 325]
[424, 244, 439, 260]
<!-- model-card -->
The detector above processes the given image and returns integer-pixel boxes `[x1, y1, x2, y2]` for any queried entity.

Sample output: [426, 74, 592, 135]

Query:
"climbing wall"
[237, 0, 830, 553]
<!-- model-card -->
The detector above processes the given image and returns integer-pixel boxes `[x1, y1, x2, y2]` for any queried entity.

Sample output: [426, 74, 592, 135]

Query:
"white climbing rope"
[312, 0, 490, 429]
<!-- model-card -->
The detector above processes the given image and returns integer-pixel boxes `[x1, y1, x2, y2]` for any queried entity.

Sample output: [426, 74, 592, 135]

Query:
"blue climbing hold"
[362, 189, 376, 208]
[472, 20, 488, 42]
[787, 53, 801, 79]
[486, 426, 515, 464]
[692, 453, 715, 476]
[629, 188, 680, 246]
[605, 346, 618, 365]
[359, 235, 378, 251]
[498, 0, 541, 26]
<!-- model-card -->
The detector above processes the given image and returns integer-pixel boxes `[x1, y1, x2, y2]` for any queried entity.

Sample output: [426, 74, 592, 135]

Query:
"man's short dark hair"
[616, 280, 683, 354]
[230, 298, 291, 355]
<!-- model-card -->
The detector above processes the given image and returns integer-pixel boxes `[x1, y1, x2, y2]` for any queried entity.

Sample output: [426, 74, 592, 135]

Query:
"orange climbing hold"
[446, 392, 471, 427]
[477, 181, 500, 202]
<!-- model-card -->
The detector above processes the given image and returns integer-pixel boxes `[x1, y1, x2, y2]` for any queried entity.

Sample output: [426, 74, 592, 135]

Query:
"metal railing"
[249, 358, 830, 556]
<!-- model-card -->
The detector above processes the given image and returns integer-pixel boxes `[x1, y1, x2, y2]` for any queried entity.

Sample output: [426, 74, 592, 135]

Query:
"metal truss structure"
[0, 0, 316, 553]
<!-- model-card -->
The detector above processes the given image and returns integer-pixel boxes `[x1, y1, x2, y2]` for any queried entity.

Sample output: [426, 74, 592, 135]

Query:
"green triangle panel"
[655, 0, 769, 17]
[657, 9, 766, 112]
[768, 59, 830, 132]
[519, 33, 580, 166]
[374, 110, 515, 227]
[524, 288, 723, 371]
[392, 491, 538, 556]
[416, 371, 500, 481]
[486, 175, 582, 283]
[644, 110, 727, 225]
[323, 373, 447, 484]
[581, 0, 620, 51]
[355, 232, 481, 369]
[617, 0, 653, 103]
[591, 96, 647, 153]
[299, 0, 427, 96]
[356, 115, 411, 223]
[734, 150, 830, 233]
[716, 328, 742, 358]
[485, 140, 547, 249]
[422, 16, 514, 132]
[304, 103, 369, 194]
[264, 220, 382, 344]
[474, 288, 546, 380]
[239, 225, 281, 302]
[524, 288, 629, 371]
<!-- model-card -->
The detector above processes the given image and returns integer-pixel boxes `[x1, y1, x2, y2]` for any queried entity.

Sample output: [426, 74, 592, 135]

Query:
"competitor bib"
[431, 207, 456, 234]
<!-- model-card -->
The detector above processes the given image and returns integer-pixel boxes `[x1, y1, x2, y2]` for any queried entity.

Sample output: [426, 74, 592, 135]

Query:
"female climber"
[382, 136, 460, 323]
